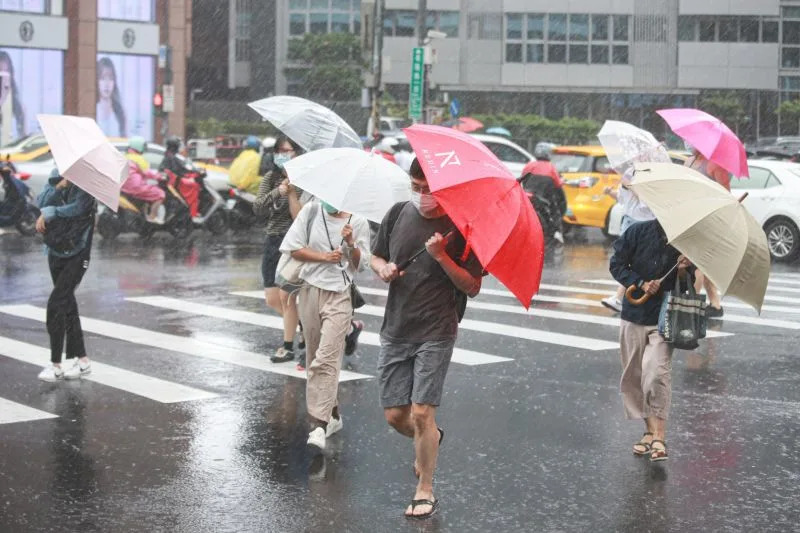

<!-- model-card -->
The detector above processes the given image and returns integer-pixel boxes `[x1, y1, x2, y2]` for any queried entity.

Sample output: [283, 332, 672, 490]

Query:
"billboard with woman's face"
[96, 54, 154, 140]
[0, 47, 64, 140]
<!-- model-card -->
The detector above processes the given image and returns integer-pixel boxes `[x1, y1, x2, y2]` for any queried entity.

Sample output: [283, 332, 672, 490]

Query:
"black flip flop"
[405, 498, 439, 520]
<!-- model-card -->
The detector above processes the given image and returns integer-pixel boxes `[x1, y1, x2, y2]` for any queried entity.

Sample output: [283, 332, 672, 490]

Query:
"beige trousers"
[619, 320, 674, 420]
[298, 285, 352, 423]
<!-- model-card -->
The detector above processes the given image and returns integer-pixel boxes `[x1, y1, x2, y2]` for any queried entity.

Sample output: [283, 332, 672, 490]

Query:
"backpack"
[384, 201, 469, 322]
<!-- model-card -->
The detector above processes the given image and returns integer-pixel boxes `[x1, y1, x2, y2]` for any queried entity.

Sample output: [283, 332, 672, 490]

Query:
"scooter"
[96, 174, 193, 240]
[0, 159, 40, 236]
[226, 187, 263, 231]
[166, 168, 228, 235]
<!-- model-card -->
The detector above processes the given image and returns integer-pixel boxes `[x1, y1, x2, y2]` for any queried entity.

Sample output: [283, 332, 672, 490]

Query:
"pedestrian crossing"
[2, 273, 800, 426]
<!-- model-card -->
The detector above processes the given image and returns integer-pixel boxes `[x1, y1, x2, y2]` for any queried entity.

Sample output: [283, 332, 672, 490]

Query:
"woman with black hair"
[0, 50, 26, 139]
[96, 57, 127, 137]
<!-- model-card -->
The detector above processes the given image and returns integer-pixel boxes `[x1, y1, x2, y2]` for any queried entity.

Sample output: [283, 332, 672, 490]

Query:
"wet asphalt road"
[1, 228, 799, 532]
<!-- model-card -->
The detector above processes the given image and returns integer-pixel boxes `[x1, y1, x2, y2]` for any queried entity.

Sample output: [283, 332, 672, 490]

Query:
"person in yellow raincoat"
[229, 136, 263, 195]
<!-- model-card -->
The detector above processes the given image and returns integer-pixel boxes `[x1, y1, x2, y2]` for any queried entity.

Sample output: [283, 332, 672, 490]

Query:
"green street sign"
[409, 47, 424, 122]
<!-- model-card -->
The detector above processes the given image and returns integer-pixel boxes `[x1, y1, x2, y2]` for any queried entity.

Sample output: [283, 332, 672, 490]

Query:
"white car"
[470, 133, 535, 177]
[607, 159, 800, 262]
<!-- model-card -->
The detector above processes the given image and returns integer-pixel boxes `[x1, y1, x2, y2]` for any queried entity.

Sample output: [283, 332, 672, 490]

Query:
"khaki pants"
[619, 320, 674, 420]
[298, 286, 352, 423]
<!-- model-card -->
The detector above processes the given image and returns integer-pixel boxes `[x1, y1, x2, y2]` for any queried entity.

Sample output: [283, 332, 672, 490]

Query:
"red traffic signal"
[153, 92, 163, 107]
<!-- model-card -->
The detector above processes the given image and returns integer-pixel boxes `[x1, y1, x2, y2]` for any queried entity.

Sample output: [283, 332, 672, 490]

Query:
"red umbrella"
[443, 117, 484, 133]
[403, 124, 544, 307]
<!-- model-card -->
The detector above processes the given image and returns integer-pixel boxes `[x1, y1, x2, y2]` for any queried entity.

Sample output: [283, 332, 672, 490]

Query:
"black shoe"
[707, 306, 724, 318]
[270, 347, 295, 363]
[344, 321, 364, 356]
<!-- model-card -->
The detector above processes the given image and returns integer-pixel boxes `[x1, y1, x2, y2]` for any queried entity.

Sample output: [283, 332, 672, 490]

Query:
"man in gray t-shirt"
[371, 159, 483, 520]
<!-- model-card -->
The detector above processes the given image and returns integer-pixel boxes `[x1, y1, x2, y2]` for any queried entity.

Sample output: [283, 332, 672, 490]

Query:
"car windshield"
[552, 153, 590, 173]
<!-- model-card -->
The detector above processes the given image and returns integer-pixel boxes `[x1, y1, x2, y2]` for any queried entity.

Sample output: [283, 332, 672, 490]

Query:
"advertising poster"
[98, 0, 154, 22]
[0, 47, 63, 140]
[96, 53, 154, 140]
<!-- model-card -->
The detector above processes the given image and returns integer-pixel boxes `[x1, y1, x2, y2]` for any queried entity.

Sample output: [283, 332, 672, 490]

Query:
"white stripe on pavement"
[0, 305, 372, 382]
[0, 397, 57, 425]
[709, 315, 800, 330]
[134, 296, 511, 366]
[0, 337, 218, 403]
[231, 291, 621, 350]
[581, 278, 800, 296]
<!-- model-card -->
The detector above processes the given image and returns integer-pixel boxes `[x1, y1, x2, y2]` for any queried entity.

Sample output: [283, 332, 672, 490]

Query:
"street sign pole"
[409, 47, 424, 122]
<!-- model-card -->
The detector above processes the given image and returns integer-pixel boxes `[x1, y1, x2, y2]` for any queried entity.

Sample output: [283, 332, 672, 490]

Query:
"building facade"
[0, 0, 191, 145]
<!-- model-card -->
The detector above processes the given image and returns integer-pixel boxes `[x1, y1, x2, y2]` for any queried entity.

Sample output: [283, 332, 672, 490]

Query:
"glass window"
[719, 18, 738, 42]
[506, 14, 522, 39]
[552, 153, 590, 173]
[569, 14, 589, 41]
[612, 15, 629, 41]
[548, 44, 567, 63]
[506, 43, 523, 63]
[485, 143, 530, 164]
[612, 45, 629, 64]
[678, 16, 695, 41]
[310, 12, 328, 33]
[383, 13, 394, 36]
[699, 18, 716, 41]
[763, 21, 779, 42]
[468, 13, 501, 40]
[396, 11, 416, 37]
[781, 75, 800, 90]
[526, 44, 544, 63]
[549, 14, 567, 41]
[332, 0, 349, 10]
[331, 13, 350, 32]
[309, 0, 328, 8]
[439, 11, 459, 37]
[738, 167, 772, 189]
[782, 48, 800, 68]
[785, 21, 800, 44]
[527, 14, 544, 40]
[290, 13, 306, 35]
[425, 12, 436, 34]
[289, 0, 307, 9]
[594, 157, 612, 173]
[592, 15, 609, 40]
[783, 7, 800, 18]
[569, 44, 588, 64]
[740, 17, 759, 42]
[352, 13, 360, 34]
[591, 45, 609, 64]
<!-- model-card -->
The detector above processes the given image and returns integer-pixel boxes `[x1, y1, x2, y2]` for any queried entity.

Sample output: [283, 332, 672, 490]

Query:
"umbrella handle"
[625, 285, 651, 305]
[738, 192, 748, 203]
[396, 229, 454, 271]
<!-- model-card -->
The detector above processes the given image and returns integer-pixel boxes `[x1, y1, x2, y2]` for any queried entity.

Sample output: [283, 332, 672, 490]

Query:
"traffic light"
[153, 92, 164, 116]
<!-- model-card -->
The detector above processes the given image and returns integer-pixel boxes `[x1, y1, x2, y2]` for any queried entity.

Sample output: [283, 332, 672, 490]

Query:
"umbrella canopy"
[597, 120, 671, 174]
[442, 117, 484, 133]
[37, 114, 127, 212]
[283, 148, 411, 223]
[631, 162, 770, 312]
[403, 124, 544, 307]
[656, 108, 749, 177]
[247, 96, 361, 152]
[486, 126, 512, 138]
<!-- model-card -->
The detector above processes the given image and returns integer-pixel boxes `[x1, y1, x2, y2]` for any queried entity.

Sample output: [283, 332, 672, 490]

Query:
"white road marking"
[0, 337, 218, 403]
[581, 278, 800, 296]
[0, 397, 57, 425]
[231, 291, 620, 351]
[133, 296, 511, 366]
[0, 305, 372, 382]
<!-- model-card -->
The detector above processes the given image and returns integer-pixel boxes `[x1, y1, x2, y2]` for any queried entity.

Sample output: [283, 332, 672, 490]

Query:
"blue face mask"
[321, 201, 339, 215]
[274, 153, 292, 169]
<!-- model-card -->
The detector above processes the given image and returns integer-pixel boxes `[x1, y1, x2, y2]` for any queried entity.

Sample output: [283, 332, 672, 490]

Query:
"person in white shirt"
[280, 200, 370, 451]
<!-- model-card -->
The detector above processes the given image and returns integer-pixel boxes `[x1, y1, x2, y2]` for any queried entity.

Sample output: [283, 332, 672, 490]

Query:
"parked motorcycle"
[96, 174, 192, 240]
[0, 159, 40, 236]
[166, 168, 228, 235]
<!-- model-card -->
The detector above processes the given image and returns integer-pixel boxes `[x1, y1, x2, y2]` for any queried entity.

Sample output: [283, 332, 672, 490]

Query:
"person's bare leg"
[264, 287, 283, 316]
[694, 270, 705, 294]
[280, 289, 299, 344]
[384, 406, 414, 438]
[704, 278, 722, 309]
[405, 403, 439, 517]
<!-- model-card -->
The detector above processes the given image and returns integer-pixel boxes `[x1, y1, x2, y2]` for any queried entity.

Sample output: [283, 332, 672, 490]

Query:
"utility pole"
[370, 0, 384, 138]
[417, 0, 427, 123]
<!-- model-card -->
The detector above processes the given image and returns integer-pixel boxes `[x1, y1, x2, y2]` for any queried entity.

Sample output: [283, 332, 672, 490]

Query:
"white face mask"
[411, 191, 445, 218]
[274, 153, 292, 169]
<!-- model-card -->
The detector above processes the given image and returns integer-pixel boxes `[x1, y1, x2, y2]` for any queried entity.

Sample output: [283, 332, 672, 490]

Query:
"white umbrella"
[598, 120, 671, 174]
[283, 148, 411, 223]
[37, 114, 127, 212]
[247, 96, 362, 152]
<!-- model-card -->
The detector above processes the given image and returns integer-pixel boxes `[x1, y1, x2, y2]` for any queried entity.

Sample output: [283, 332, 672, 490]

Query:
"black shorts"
[261, 234, 285, 288]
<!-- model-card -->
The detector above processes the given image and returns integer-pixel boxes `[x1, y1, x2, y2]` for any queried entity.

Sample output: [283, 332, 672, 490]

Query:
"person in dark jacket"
[610, 218, 691, 462]
[159, 135, 201, 218]
[35, 169, 96, 382]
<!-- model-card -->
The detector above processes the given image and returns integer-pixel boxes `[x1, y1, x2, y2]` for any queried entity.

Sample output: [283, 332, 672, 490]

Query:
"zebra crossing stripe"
[0, 336, 218, 403]
[0, 305, 372, 382]
[128, 296, 511, 366]
[580, 278, 800, 297]
[0, 396, 58, 425]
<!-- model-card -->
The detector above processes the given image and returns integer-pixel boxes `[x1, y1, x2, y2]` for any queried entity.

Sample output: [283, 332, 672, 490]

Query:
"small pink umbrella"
[657, 108, 749, 177]
[443, 117, 484, 133]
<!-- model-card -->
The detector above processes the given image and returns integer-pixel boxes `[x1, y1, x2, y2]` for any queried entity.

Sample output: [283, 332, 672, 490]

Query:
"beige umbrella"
[629, 162, 770, 313]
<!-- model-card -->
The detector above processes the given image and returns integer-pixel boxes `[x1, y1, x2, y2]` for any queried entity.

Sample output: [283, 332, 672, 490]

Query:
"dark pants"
[47, 249, 89, 363]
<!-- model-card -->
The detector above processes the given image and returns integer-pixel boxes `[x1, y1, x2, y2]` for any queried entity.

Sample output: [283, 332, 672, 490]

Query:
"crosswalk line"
[0, 337, 218, 403]
[133, 296, 511, 366]
[581, 278, 800, 296]
[771, 274, 800, 281]
[0, 305, 372, 382]
[0, 396, 58, 425]
[231, 291, 620, 351]
[709, 315, 800, 330]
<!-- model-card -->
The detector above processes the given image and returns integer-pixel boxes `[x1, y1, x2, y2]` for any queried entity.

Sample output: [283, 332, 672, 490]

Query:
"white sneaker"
[553, 231, 564, 244]
[38, 364, 64, 382]
[601, 295, 623, 313]
[64, 359, 91, 380]
[307, 427, 326, 451]
[326, 415, 343, 437]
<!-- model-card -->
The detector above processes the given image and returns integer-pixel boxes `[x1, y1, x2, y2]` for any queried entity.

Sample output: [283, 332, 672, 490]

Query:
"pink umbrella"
[657, 108, 749, 177]
[443, 117, 484, 133]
